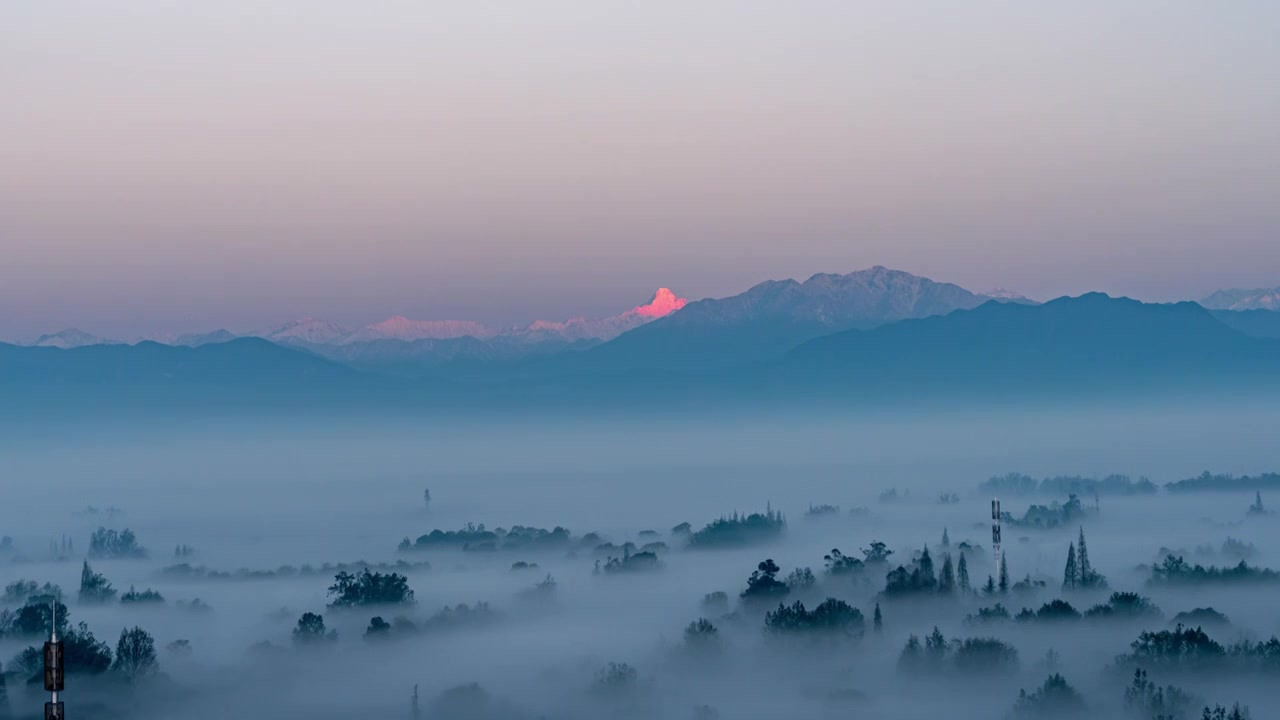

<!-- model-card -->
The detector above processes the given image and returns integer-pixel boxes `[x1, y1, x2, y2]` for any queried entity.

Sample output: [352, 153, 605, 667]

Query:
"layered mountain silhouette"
[8, 271, 1280, 414]
[248, 288, 689, 376]
[0, 338, 395, 413]
[1201, 286, 1280, 312]
[172, 329, 238, 347]
[31, 328, 119, 349]
[580, 266, 1010, 371]
[778, 293, 1280, 399]
[252, 287, 688, 350]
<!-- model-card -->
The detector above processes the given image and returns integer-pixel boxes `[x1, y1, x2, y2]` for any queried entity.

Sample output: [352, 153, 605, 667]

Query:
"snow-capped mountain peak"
[981, 288, 1034, 303]
[341, 316, 495, 343]
[32, 328, 117, 349]
[513, 288, 690, 342]
[260, 317, 351, 345]
[628, 288, 688, 318]
[1201, 286, 1280, 312]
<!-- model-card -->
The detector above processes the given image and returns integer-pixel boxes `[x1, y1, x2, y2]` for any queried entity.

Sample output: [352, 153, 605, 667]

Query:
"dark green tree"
[292, 612, 335, 645]
[112, 626, 158, 682]
[918, 547, 936, 588]
[823, 548, 864, 576]
[764, 599, 863, 636]
[1024, 599, 1081, 622]
[683, 618, 719, 652]
[590, 663, 639, 698]
[924, 626, 948, 666]
[938, 553, 956, 594]
[741, 559, 789, 601]
[79, 561, 117, 604]
[1202, 704, 1251, 720]
[327, 569, 414, 608]
[1085, 592, 1162, 620]
[952, 637, 1019, 674]
[1009, 673, 1086, 718]
[2, 581, 60, 606]
[785, 567, 816, 591]
[957, 552, 971, 592]
[4, 599, 68, 638]
[861, 541, 893, 564]
[1247, 491, 1265, 516]
[120, 586, 165, 604]
[365, 616, 391, 639]
[1126, 625, 1224, 669]
[88, 527, 146, 559]
[1062, 543, 1078, 591]
[897, 634, 922, 672]
[873, 603, 882, 632]
[63, 622, 113, 675]
[8, 622, 112, 681]
[1124, 669, 1197, 718]
[1077, 527, 1105, 588]
[998, 556, 1009, 594]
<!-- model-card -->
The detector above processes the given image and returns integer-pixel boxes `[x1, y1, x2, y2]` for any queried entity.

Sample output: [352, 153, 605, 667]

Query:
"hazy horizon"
[5, 2, 1280, 339]
[3, 267, 1276, 344]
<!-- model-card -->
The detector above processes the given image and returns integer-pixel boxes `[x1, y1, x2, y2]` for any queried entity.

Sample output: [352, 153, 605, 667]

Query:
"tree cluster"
[687, 507, 785, 549]
[1149, 556, 1280, 586]
[327, 569, 415, 608]
[764, 598, 863, 636]
[88, 527, 147, 559]
[899, 627, 1019, 675]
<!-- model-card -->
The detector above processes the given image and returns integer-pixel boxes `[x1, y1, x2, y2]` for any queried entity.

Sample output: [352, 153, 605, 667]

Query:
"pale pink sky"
[3, 1, 1279, 340]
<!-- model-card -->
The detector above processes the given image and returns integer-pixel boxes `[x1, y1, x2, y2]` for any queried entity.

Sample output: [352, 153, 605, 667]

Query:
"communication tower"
[991, 497, 1002, 577]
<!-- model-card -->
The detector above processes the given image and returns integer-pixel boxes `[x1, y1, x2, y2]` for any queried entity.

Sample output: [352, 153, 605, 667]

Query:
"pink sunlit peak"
[630, 288, 687, 318]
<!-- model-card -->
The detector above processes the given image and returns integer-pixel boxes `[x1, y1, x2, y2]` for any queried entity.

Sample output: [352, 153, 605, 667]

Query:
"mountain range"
[17, 288, 689, 351]
[1200, 286, 1280, 312]
[577, 266, 1027, 372]
[6, 267, 1280, 414]
[781, 293, 1280, 397]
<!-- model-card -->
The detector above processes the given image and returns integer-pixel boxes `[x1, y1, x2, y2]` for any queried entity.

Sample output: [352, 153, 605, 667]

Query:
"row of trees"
[1010, 669, 1253, 720]
[967, 593, 1162, 625]
[2, 596, 160, 683]
[1150, 555, 1280, 586]
[899, 628, 1020, 675]
[884, 546, 973, 596]
[983, 471, 1157, 497]
[88, 527, 147, 559]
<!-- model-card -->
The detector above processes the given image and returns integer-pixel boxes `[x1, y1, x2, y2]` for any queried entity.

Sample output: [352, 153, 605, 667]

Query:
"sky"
[3, 1, 1279, 340]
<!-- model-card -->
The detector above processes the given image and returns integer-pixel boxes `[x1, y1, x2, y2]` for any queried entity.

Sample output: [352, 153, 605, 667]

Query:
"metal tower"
[44, 596, 64, 719]
[991, 497, 1002, 579]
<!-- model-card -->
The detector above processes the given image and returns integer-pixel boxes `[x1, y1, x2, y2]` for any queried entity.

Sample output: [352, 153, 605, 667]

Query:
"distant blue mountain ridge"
[4, 270, 1280, 414]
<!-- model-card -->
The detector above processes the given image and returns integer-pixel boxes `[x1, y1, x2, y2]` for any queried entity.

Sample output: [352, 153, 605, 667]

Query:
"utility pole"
[43, 595, 64, 719]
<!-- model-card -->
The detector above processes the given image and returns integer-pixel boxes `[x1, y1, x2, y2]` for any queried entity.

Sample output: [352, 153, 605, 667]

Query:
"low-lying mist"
[1, 399, 1277, 719]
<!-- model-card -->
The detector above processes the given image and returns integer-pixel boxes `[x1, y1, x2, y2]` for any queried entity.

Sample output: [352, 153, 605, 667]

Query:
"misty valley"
[7, 0, 1280, 716]
[1, 411, 1278, 720]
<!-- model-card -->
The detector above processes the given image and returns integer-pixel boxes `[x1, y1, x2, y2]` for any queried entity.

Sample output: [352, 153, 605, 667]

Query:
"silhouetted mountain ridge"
[583, 266, 1000, 371]
[780, 293, 1280, 396]
[0, 337, 399, 413]
[4, 292, 1280, 415]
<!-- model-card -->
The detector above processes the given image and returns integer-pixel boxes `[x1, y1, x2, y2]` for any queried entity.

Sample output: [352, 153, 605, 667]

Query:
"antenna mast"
[44, 594, 64, 719]
[991, 497, 1002, 581]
